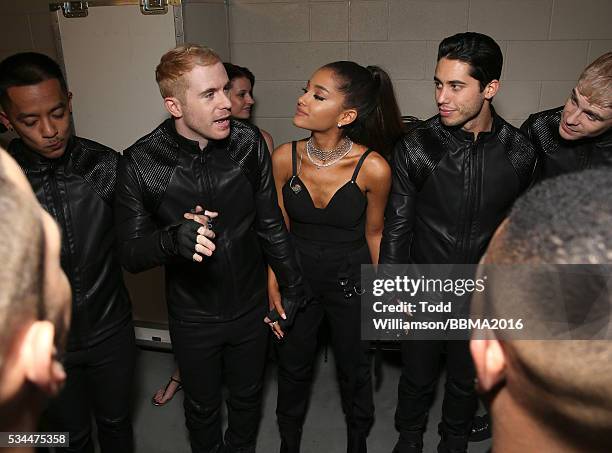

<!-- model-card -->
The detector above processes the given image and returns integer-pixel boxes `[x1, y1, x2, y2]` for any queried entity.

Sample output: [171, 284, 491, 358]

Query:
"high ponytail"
[322, 61, 403, 158]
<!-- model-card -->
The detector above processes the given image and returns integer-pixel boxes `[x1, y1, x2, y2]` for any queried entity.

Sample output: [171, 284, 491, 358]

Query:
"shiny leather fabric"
[380, 113, 538, 265]
[521, 106, 612, 181]
[115, 118, 303, 322]
[9, 137, 131, 351]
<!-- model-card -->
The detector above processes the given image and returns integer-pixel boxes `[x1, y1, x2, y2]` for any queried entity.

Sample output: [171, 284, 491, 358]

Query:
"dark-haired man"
[0, 147, 71, 450]
[471, 168, 612, 453]
[0, 52, 135, 453]
[380, 32, 538, 453]
[521, 52, 612, 181]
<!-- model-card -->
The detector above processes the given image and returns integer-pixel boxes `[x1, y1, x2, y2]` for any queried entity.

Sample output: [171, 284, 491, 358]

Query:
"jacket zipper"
[457, 141, 479, 262]
[48, 166, 80, 341]
[200, 149, 234, 317]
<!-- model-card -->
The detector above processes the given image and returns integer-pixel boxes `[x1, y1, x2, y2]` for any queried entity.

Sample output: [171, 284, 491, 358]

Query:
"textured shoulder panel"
[227, 119, 262, 192]
[71, 137, 119, 205]
[400, 115, 451, 191]
[497, 120, 538, 190]
[522, 106, 562, 156]
[123, 124, 178, 211]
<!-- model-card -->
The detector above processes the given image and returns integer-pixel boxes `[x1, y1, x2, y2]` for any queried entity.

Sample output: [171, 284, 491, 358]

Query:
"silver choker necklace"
[306, 137, 353, 168]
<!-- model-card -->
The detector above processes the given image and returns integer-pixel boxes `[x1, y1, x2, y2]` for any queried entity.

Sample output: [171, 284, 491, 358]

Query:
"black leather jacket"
[115, 118, 303, 322]
[9, 137, 132, 351]
[380, 113, 538, 265]
[521, 106, 612, 181]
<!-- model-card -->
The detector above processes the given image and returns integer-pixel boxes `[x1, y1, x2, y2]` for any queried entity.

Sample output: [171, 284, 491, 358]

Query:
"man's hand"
[176, 205, 218, 263]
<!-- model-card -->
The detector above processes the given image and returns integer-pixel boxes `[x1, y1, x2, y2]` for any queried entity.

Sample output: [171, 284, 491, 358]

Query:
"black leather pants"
[395, 340, 477, 440]
[275, 241, 374, 453]
[170, 303, 269, 453]
[44, 320, 136, 453]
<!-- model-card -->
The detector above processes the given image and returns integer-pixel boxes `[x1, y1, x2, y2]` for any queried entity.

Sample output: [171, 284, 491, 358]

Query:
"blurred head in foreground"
[0, 147, 71, 433]
[471, 168, 612, 453]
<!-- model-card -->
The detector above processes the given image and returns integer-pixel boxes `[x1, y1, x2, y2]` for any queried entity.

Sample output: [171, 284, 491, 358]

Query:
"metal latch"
[51, 2, 89, 18]
[140, 0, 168, 15]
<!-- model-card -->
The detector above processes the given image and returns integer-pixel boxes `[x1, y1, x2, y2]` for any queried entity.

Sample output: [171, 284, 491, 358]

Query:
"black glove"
[170, 219, 204, 261]
[267, 295, 306, 332]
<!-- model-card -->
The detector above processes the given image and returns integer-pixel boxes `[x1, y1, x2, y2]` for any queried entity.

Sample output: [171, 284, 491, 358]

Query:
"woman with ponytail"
[266, 61, 403, 452]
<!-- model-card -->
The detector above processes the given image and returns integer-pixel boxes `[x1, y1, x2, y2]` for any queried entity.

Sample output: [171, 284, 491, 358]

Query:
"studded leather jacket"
[9, 137, 132, 351]
[115, 118, 304, 322]
[380, 112, 538, 265]
[521, 106, 612, 181]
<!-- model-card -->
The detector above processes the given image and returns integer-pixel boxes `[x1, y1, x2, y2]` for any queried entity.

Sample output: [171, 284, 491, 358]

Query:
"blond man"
[522, 52, 612, 180]
[115, 44, 305, 453]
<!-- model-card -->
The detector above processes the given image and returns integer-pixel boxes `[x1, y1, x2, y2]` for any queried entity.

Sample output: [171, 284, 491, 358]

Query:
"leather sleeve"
[114, 154, 177, 273]
[520, 115, 544, 185]
[379, 139, 417, 264]
[252, 135, 304, 298]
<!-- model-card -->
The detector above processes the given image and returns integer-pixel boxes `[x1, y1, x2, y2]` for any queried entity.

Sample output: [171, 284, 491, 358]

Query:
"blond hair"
[155, 44, 221, 101]
[577, 52, 612, 109]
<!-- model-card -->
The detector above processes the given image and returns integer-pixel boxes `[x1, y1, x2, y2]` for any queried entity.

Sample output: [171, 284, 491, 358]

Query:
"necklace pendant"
[289, 176, 302, 194]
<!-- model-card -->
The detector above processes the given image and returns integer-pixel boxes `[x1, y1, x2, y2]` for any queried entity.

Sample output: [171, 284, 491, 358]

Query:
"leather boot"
[437, 431, 469, 453]
[391, 431, 423, 453]
[347, 428, 367, 453]
[279, 428, 302, 453]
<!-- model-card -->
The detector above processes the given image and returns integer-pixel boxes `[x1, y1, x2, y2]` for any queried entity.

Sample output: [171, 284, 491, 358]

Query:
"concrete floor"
[131, 345, 492, 453]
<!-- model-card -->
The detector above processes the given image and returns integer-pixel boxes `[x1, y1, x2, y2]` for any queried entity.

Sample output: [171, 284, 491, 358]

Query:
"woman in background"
[266, 61, 403, 452]
[224, 62, 275, 152]
[151, 62, 276, 406]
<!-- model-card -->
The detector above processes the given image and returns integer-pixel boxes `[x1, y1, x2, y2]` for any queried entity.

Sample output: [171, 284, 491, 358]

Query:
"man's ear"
[67, 91, 73, 114]
[0, 109, 13, 131]
[163, 97, 183, 119]
[484, 80, 500, 100]
[338, 108, 358, 128]
[470, 338, 506, 393]
[20, 320, 66, 396]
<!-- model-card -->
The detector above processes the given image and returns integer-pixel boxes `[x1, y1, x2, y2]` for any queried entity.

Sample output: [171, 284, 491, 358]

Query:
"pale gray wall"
[1, 0, 611, 148]
[224, 0, 612, 146]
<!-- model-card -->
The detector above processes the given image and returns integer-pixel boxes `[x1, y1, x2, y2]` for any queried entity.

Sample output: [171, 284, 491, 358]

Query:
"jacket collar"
[162, 117, 229, 153]
[444, 107, 502, 144]
[9, 135, 75, 170]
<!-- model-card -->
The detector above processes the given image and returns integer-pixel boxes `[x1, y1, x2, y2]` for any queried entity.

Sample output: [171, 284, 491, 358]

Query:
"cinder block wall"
[224, 0, 612, 147]
[0, 0, 610, 149]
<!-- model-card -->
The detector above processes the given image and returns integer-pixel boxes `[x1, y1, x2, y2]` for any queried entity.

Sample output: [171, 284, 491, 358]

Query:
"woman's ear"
[338, 109, 358, 128]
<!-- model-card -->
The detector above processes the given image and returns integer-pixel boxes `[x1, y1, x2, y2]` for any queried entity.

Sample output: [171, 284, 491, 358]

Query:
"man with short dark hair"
[0, 52, 135, 453]
[521, 52, 612, 181]
[115, 44, 304, 453]
[471, 168, 612, 453]
[0, 147, 71, 451]
[380, 32, 538, 453]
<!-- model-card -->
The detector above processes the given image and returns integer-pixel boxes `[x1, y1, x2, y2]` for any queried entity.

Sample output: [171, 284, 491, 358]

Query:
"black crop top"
[282, 141, 372, 243]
